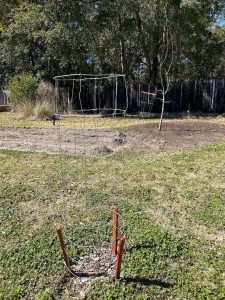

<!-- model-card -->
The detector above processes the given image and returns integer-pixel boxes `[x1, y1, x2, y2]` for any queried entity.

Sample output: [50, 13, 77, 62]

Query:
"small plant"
[7, 73, 38, 105]
[34, 101, 52, 119]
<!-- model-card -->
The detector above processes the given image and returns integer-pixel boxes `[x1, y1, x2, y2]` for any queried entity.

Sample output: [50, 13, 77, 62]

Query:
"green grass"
[1, 142, 225, 299]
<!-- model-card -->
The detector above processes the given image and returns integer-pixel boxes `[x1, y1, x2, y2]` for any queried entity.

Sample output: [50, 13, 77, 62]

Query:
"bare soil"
[126, 121, 225, 152]
[1, 121, 225, 155]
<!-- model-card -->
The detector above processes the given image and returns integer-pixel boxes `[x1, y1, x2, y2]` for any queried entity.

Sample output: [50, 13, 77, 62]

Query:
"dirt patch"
[125, 121, 225, 152]
[0, 126, 117, 156]
[1, 122, 225, 155]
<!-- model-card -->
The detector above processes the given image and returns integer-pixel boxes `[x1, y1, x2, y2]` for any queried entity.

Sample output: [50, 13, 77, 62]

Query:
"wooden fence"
[58, 79, 225, 114]
[128, 79, 225, 113]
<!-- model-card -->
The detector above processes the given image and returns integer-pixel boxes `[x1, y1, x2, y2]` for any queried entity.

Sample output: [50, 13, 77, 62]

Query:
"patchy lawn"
[0, 112, 158, 129]
[1, 140, 225, 299]
[1, 111, 225, 129]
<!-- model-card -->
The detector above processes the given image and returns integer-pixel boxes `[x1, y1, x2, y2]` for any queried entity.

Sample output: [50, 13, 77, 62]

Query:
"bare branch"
[141, 91, 157, 96]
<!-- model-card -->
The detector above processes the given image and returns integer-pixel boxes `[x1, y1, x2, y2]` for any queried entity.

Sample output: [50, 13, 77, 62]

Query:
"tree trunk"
[134, 7, 151, 80]
[118, 12, 125, 74]
[151, 0, 161, 85]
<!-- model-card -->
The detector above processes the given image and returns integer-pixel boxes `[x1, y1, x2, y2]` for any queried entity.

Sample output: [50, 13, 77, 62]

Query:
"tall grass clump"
[34, 81, 54, 119]
[18, 102, 34, 118]
[34, 101, 53, 119]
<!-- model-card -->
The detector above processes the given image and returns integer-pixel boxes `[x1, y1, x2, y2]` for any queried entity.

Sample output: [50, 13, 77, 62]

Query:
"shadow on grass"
[124, 276, 173, 288]
[73, 271, 107, 277]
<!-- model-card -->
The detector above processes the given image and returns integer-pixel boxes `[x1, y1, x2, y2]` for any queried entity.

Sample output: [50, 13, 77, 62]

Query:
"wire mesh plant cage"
[54, 74, 128, 297]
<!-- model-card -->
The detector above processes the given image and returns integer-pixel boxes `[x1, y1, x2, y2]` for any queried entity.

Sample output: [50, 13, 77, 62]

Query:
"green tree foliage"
[211, 26, 225, 77]
[0, 0, 225, 88]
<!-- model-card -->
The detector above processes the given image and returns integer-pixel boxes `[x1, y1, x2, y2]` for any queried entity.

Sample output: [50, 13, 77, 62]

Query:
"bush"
[8, 73, 38, 105]
[34, 101, 52, 119]
[37, 81, 55, 104]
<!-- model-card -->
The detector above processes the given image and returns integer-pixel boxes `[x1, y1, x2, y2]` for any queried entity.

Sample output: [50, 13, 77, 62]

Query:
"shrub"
[37, 81, 55, 104]
[34, 101, 52, 119]
[8, 73, 38, 105]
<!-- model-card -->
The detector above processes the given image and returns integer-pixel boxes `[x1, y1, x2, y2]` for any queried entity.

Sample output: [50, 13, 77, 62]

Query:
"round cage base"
[67, 242, 116, 298]
[71, 242, 116, 276]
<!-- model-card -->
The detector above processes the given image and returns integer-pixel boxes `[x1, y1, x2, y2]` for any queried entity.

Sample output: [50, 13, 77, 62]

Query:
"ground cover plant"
[1, 116, 225, 299]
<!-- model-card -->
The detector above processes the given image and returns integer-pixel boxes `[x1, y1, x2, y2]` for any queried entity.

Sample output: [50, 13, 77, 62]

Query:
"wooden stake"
[112, 207, 118, 256]
[56, 223, 72, 277]
[113, 236, 126, 280]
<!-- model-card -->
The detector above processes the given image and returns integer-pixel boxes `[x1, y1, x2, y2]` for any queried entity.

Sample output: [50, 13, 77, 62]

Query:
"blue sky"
[219, 20, 225, 26]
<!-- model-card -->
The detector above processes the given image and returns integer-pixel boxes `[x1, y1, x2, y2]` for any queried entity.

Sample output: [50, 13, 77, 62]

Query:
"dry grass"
[1, 111, 225, 129]
[17, 102, 34, 118]
[0, 112, 157, 128]
[34, 101, 53, 119]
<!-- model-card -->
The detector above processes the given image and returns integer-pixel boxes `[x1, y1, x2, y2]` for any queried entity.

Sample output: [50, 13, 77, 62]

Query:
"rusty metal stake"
[113, 236, 126, 280]
[56, 223, 72, 277]
[112, 206, 118, 256]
